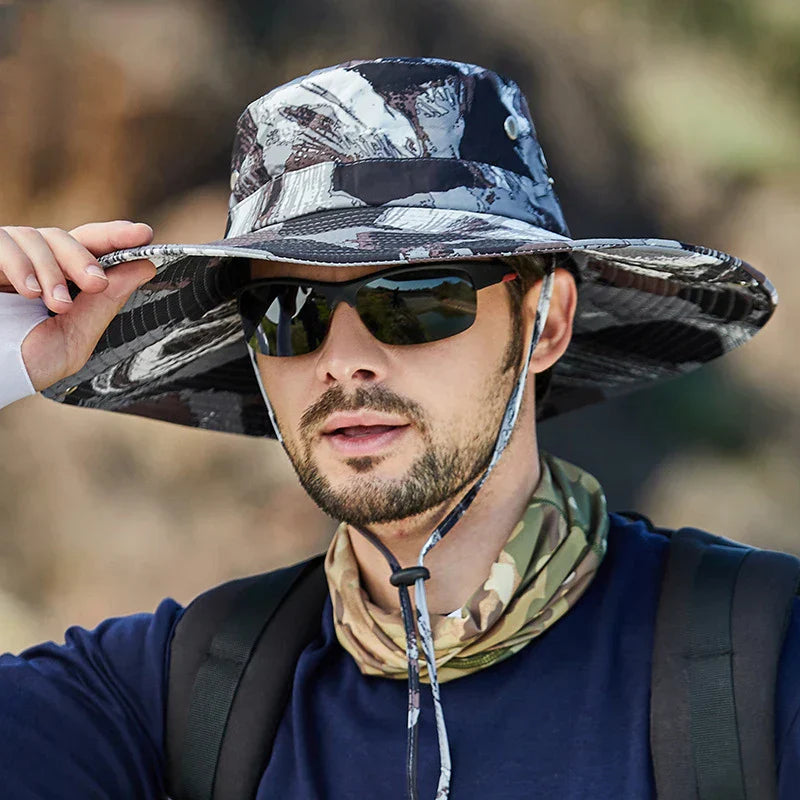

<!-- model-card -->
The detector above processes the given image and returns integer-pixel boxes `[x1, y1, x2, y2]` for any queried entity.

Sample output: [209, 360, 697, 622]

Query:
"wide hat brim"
[42, 205, 776, 437]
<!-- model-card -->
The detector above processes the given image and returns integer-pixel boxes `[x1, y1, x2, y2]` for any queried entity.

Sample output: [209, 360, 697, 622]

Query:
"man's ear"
[524, 267, 577, 374]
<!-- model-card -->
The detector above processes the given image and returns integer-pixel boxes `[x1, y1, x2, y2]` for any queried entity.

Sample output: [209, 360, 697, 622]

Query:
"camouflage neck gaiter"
[325, 452, 609, 683]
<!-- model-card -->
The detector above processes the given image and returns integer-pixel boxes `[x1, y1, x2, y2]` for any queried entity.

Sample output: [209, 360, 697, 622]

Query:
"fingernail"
[25, 275, 42, 293]
[85, 264, 108, 280]
[53, 284, 72, 303]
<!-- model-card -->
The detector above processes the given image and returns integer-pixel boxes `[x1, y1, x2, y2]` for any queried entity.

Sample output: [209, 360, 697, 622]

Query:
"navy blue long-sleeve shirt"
[2, 513, 799, 798]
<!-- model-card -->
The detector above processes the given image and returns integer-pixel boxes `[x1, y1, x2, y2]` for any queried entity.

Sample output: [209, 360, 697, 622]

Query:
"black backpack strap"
[650, 527, 800, 800]
[165, 554, 328, 800]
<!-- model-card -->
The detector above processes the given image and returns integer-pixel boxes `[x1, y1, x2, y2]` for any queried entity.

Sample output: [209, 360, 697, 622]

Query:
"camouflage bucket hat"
[43, 57, 776, 435]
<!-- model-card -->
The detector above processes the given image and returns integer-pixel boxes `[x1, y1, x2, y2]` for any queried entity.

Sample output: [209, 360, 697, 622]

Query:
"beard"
[278, 339, 521, 526]
[291, 407, 493, 526]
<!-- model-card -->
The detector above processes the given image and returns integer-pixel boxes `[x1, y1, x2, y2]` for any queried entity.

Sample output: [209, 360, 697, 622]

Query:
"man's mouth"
[320, 415, 410, 456]
[328, 424, 401, 438]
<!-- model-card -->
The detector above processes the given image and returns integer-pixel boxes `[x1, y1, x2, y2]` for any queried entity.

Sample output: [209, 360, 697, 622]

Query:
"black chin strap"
[349, 270, 556, 800]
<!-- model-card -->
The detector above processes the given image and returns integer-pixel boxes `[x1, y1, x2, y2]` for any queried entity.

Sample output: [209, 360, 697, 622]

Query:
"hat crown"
[226, 57, 569, 237]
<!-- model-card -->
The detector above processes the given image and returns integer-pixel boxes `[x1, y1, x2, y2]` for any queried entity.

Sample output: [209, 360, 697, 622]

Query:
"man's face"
[249, 259, 532, 527]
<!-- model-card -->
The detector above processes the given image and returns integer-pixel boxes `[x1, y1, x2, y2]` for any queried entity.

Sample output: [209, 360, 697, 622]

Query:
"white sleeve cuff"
[0, 293, 50, 409]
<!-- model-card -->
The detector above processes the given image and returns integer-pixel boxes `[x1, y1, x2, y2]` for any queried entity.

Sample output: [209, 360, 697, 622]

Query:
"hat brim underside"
[43, 206, 776, 436]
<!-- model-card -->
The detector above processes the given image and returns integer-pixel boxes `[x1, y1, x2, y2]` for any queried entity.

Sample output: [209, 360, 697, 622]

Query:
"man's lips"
[327, 424, 399, 438]
[321, 413, 409, 436]
[319, 414, 410, 456]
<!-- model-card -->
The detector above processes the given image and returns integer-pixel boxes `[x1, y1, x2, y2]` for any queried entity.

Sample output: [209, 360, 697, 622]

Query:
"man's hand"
[0, 221, 157, 391]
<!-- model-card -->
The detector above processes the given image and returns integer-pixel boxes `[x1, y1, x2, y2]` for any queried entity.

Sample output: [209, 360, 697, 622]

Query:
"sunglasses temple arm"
[246, 345, 285, 444]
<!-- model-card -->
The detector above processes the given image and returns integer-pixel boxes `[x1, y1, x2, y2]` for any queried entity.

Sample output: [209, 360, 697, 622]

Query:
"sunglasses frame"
[236, 260, 518, 355]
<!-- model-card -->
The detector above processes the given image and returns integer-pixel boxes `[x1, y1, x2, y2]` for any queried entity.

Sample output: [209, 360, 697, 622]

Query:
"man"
[0, 57, 798, 799]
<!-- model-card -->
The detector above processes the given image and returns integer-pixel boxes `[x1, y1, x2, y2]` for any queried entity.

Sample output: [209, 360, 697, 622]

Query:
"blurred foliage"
[624, 365, 776, 454]
[624, 0, 800, 99]
[616, 0, 800, 179]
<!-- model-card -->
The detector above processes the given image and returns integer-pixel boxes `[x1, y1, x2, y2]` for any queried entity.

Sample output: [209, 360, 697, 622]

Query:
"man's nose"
[314, 302, 390, 385]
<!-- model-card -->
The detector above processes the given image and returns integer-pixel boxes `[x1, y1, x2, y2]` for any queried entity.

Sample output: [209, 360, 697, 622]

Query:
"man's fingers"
[21, 259, 156, 392]
[56, 259, 157, 374]
[2, 221, 158, 392]
[0, 223, 153, 303]
[1, 227, 76, 313]
[0, 228, 38, 297]
[68, 221, 154, 258]
[39, 227, 110, 294]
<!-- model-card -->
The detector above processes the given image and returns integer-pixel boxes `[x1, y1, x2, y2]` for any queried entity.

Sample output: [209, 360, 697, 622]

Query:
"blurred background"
[1, 0, 799, 651]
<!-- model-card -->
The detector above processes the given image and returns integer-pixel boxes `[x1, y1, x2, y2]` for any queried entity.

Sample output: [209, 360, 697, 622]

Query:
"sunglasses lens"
[239, 269, 480, 356]
[240, 285, 331, 356]
[356, 272, 477, 345]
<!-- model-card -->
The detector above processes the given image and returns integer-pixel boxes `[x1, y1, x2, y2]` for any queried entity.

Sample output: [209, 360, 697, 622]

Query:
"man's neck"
[347, 413, 541, 614]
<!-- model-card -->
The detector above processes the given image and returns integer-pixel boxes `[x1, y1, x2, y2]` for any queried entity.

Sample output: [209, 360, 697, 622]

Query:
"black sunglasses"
[236, 261, 518, 357]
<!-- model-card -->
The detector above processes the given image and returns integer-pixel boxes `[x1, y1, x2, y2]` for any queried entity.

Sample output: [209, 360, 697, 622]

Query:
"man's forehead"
[248, 259, 393, 282]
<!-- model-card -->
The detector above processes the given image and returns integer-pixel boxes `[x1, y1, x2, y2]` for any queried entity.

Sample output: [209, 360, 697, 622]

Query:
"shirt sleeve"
[0, 292, 49, 409]
[777, 596, 800, 797]
[0, 598, 183, 800]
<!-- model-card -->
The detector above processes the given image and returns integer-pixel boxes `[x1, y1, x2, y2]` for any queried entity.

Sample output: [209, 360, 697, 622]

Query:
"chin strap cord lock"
[390, 567, 431, 587]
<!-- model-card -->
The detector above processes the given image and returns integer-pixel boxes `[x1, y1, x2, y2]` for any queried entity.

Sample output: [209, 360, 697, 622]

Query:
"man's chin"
[321, 468, 421, 499]
[315, 448, 415, 482]
[288, 435, 487, 527]
[296, 470, 442, 526]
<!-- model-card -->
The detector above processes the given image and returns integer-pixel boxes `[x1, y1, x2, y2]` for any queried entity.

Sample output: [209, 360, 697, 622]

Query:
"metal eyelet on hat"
[230, 170, 240, 191]
[504, 115, 520, 140]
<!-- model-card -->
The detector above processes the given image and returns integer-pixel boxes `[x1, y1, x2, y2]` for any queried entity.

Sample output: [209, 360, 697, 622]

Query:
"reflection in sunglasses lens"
[242, 270, 479, 356]
[357, 274, 476, 345]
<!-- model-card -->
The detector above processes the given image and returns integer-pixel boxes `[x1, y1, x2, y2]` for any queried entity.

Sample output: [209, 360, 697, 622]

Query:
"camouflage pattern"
[224, 59, 567, 238]
[40, 57, 776, 433]
[325, 453, 608, 683]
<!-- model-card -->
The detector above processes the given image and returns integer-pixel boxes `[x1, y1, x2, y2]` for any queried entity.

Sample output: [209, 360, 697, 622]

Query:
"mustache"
[300, 385, 427, 435]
